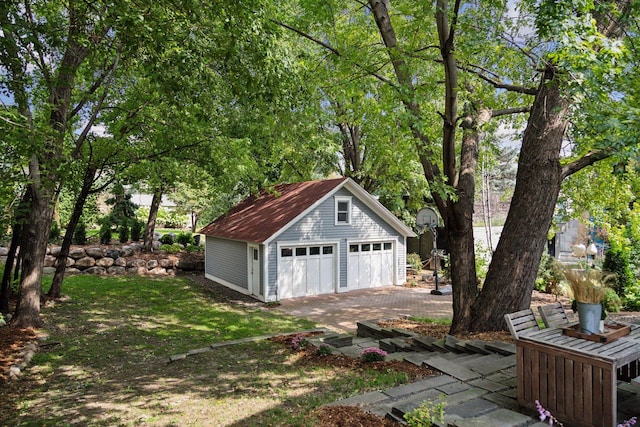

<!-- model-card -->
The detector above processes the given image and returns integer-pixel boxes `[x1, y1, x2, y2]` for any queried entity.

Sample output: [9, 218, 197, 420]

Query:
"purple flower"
[360, 347, 387, 362]
[618, 417, 637, 427]
[535, 400, 561, 426]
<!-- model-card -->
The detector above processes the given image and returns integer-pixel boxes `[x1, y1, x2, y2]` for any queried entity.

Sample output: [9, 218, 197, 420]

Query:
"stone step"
[423, 356, 482, 381]
[379, 337, 413, 353]
[463, 339, 493, 355]
[444, 335, 465, 352]
[404, 351, 438, 367]
[432, 337, 449, 352]
[322, 334, 353, 348]
[441, 352, 483, 364]
[464, 355, 516, 377]
[484, 341, 516, 356]
[411, 335, 445, 352]
[391, 327, 419, 338]
[356, 320, 397, 339]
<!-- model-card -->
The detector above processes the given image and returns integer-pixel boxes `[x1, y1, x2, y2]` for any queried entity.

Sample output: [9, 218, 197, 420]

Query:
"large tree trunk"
[48, 167, 97, 298]
[470, 65, 569, 331]
[11, 8, 90, 328]
[448, 106, 487, 333]
[143, 187, 164, 252]
[11, 157, 54, 328]
[0, 223, 22, 315]
[0, 190, 30, 314]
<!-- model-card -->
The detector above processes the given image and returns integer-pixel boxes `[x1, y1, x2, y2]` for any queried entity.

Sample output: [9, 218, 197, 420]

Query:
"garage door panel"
[320, 256, 334, 294]
[293, 259, 306, 297]
[306, 257, 321, 295]
[279, 258, 293, 299]
[347, 242, 395, 290]
[371, 252, 382, 287]
[279, 244, 336, 298]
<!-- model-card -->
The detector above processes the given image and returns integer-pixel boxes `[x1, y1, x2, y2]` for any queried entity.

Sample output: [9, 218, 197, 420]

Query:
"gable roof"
[199, 177, 416, 243]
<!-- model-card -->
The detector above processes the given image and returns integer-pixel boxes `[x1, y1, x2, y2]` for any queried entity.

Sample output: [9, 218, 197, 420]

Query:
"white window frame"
[335, 196, 352, 225]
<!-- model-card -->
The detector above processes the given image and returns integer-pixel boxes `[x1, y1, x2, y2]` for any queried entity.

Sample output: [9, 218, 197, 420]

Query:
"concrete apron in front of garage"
[275, 285, 454, 333]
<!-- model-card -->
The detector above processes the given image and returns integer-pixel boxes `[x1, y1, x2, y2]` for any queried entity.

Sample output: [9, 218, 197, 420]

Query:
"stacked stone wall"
[0, 243, 204, 276]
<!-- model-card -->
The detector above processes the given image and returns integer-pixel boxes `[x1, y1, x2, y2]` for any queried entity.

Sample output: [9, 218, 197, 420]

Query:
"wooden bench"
[504, 309, 540, 340]
[537, 302, 571, 328]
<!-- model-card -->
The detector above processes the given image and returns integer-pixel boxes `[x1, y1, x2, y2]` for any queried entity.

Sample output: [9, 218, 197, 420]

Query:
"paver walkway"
[276, 285, 454, 332]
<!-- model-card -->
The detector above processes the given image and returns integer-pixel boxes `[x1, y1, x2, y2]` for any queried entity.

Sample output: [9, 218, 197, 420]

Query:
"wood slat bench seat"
[504, 309, 540, 340]
[537, 302, 571, 328]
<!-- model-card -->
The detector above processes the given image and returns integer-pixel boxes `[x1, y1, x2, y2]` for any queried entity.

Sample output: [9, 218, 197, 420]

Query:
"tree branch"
[455, 63, 537, 95]
[491, 106, 531, 117]
[561, 149, 613, 180]
[272, 19, 396, 87]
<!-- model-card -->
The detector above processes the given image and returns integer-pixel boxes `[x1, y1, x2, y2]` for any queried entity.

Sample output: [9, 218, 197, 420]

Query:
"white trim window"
[335, 196, 352, 225]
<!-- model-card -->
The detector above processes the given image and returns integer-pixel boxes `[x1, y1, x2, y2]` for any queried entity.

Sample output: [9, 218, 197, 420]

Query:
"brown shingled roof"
[199, 178, 348, 243]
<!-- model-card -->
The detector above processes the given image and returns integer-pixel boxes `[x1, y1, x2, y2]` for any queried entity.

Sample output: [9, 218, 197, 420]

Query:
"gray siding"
[205, 236, 248, 290]
[267, 188, 406, 295]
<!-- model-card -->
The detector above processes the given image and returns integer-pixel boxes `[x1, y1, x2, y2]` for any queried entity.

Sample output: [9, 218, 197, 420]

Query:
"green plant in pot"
[563, 268, 615, 335]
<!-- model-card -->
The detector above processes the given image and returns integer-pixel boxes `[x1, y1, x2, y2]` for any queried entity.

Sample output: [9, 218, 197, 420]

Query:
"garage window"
[361, 243, 371, 251]
[310, 246, 320, 255]
[384, 242, 392, 250]
[349, 244, 359, 252]
[296, 247, 307, 256]
[281, 248, 293, 257]
[323, 246, 333, 254]
[373, 243, 381, 251]
[335, 196, 352, 225]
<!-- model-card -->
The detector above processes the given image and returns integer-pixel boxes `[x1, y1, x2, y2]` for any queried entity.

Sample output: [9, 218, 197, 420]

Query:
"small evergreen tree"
[130, 219, 143, 242]
[99, 221, 112, 245]
[73, 220, 87, 245]
[119, 224, 130, 243]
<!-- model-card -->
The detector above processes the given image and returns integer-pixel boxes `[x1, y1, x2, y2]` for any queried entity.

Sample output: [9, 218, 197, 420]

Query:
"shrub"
[99, 222, 112, 245]
[73, 220, 87, 245]
[404, 400, 446, 427]
[407, 253, 422, 271]
[316, 344, 333, 357]
[623, 280, 640, 311]
[118, 224, 129, 243]
[603, 247, 633, 297]
[360, 347, 387, 363]
[291, 334, 309, 351]
[602, 288, 622, 315]
[159, 243, 182, 253]
[185, 244, 202, 253]
[160, 234, 174, 245]
[536, 252, 565, 296]
[49, 221, 61, 243]
[130, 220, 143, 242]
[176, 232, 194, 246]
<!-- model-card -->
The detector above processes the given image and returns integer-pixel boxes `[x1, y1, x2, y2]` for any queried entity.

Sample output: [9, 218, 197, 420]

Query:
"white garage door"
[347, 242, 394, 289]
[278, 245, 336, 298]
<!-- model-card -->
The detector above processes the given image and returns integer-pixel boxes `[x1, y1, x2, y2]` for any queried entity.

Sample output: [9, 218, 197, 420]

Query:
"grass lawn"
[1, 274, 414, 426]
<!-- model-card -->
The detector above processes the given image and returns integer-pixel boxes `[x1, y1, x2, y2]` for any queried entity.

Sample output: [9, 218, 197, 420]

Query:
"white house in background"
[199, 177, 416, 302]
[129, 193, 177, 210]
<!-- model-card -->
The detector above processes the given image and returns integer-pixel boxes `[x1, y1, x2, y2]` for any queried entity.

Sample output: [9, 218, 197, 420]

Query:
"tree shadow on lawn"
[2, 338, 415, 426]
[0, 275, 413, 426]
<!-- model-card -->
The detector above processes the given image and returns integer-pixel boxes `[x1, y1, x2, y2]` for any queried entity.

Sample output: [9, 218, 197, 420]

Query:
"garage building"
[199, 177, 416, 302]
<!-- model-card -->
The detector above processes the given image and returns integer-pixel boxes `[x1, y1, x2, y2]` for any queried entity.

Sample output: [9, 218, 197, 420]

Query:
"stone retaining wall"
[0, 243, 204, 277]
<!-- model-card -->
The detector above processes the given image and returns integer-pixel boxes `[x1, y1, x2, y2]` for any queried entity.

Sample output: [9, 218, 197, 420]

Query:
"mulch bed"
[0, 326, 37, 382]
[270, 332, 439, 381]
